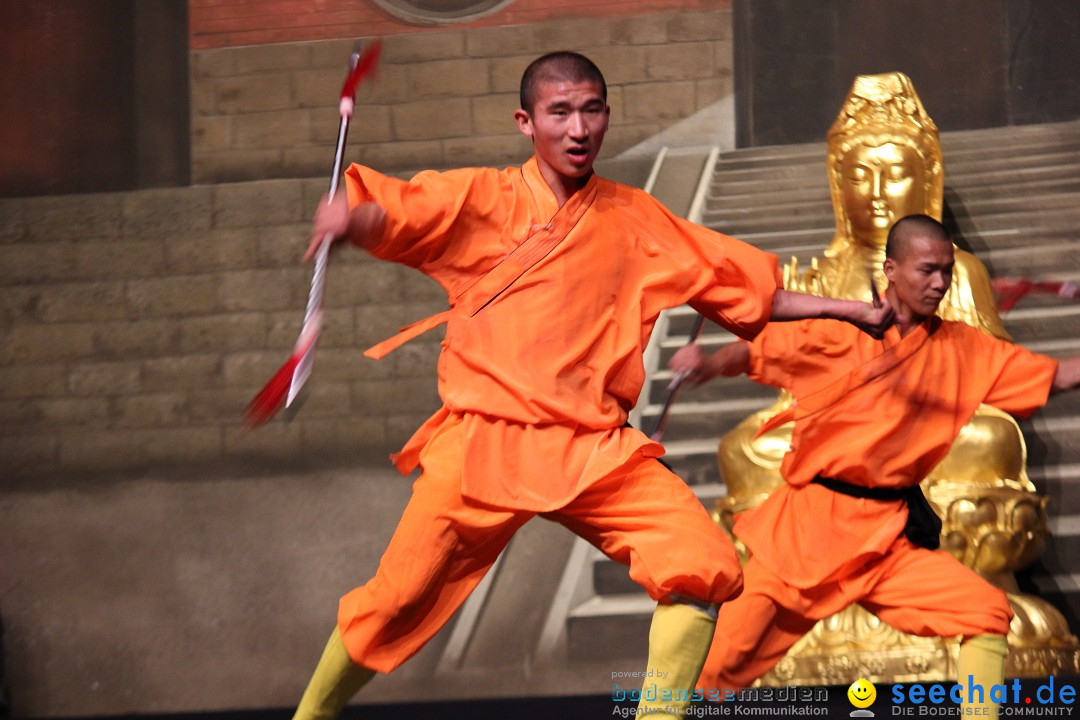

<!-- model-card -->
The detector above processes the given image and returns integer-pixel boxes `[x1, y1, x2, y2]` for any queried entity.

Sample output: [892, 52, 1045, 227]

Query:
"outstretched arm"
[668, 341, 750, 388]
[771, 289, 894, 339]
[773, 289, 898, 338]
[305, 191, 387, 261]
[1053, 356, 1080, 394]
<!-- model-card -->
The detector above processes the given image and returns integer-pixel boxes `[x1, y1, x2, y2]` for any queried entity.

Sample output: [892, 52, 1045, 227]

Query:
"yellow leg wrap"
[957, 634, 1008, 718]
[637, 601, 717, 719]
[293, 627, 376, 720]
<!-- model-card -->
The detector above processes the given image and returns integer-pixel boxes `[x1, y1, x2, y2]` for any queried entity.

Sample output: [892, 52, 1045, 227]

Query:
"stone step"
[705, 228, 1080, 273]
[1021, 415, 1080, 470]
[566, 593, 651, 660]
[1034, 516, 1080, 576]
[1024, 541, 1080, 628]
[641, 404, 767, 448]
[1031, 465, 1080, 517]
[1004, 305, 1080, 342]
[644, 371, 777, 408]
[708, 166, 1080, 210]
[661, 449, 723, 486]
[710, 140, 1080, 181]
[980, 246, 1080, 280]
[937, 119, 1080, 148]
[714, 119, 1080, 164]
[702, 193, 1080, 235]
[944, 214, 1080, 240]
[703, 194, 1080, 232]
[594, 555, 646, 598]
[718, 214, 1080, 252]
[709, 165, 1080, 205]
[708, 149, 1080, 201]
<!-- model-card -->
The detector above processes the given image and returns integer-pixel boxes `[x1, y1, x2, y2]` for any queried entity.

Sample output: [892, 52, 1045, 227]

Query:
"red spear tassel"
[991, 276, 1079, 312]
[244, 311, 321, 428]
[991, 276, 1033, 312]
[244, 356, 299, 428]
[338, 41, 382, 118]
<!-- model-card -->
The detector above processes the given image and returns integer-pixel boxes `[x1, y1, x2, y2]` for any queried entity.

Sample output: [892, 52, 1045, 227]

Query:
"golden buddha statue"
[714, 72, 1079, 684]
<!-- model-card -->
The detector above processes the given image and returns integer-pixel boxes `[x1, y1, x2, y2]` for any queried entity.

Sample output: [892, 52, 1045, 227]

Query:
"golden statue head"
[826, 72, 944, 254]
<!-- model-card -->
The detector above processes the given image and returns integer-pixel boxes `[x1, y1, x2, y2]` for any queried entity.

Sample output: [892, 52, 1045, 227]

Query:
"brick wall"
[0, 180, 447, 480]
[191, 9, 734, 183]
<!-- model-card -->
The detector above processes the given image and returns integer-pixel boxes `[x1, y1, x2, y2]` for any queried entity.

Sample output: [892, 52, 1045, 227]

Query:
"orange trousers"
[698, 537, 1013, 692]
[337, 418, 743, 673]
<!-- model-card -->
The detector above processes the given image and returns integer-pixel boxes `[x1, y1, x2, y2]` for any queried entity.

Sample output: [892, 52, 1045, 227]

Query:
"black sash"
[811, 475, 942, 550]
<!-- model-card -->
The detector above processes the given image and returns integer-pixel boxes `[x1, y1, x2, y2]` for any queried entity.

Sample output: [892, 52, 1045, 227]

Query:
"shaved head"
[519, 51, 606, 114]
[885, 214, 951, 261]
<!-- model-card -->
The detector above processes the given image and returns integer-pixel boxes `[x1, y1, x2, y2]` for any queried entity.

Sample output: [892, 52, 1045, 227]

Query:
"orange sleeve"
[343, 164, 509, 280]
[690, 234, 782, 340]
[746, 319, 859, 395]
[612, 188, 780, 341]
[663, 212, 780, 340]
[975, 331, 1058, 418]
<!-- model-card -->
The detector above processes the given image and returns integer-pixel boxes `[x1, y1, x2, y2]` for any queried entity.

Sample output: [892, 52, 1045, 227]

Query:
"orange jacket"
[345, 157, 781, 510]
[735, 318, 1058, 587]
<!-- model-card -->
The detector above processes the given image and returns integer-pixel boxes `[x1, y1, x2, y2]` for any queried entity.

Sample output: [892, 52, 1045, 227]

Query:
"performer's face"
[884, 233, 954, 319]
[515, 78, 610, 189]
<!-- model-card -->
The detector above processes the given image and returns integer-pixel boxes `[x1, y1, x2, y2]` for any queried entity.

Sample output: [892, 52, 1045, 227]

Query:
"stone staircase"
[566, 119, 1080, 660]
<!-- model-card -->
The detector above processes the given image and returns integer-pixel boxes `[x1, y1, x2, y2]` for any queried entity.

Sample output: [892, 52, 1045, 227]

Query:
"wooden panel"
[734, 0, 1017, 147]
[0, 1, 136, 197]
[190, 0, 731, 50]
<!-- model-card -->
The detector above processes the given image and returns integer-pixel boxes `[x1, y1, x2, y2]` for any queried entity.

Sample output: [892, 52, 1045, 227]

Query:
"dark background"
[733, 0, 1080, 147]
[0, 1, 190, 198]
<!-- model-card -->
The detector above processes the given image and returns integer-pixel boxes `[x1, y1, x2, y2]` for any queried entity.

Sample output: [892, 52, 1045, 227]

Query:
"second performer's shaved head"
[885, 214, 951, 262]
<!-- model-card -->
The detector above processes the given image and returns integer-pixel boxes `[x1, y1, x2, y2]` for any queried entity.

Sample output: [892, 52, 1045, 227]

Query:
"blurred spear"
[245, 41, 382, 428]
[647, 314, 707, 442]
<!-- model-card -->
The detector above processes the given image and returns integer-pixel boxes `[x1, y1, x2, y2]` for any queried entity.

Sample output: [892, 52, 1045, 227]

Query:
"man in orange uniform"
[672, 214, 1080, 715]
[292, 52, 893, 720]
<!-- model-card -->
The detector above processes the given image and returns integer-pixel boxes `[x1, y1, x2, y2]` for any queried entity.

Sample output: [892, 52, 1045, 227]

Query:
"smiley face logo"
[847, 677, 877, 709]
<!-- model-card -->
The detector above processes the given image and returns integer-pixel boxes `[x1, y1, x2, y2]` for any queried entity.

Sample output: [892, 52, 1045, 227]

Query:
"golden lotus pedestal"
[747, 595, 1079, 688]
[713, 481, 1080, 687]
